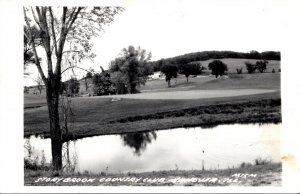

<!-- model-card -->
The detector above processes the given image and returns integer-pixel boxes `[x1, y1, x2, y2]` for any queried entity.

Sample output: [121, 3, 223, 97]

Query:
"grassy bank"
[24, 162, 281, 186]
[24, 92, 281, 140]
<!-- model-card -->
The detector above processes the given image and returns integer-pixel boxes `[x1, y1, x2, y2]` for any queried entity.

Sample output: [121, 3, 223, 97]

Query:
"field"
[24, 62, 281, 139]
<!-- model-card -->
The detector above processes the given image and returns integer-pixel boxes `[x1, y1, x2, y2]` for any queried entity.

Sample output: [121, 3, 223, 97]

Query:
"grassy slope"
[24, 72, 281, 139]
[140, 72, 280, 92]
[199, 58, 280, 73]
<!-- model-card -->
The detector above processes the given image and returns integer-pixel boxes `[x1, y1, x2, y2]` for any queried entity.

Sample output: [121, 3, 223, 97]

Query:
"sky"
[24, 0, 293, 85]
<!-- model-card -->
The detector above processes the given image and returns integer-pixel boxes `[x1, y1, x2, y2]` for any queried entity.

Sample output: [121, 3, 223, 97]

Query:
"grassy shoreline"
[24, 94, 281, 140]
[25, 162, 281, 186]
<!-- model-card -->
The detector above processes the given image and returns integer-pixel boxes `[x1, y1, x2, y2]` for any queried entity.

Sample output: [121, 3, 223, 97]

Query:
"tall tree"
[109, 46, 153, 94]
[24, 6, 123, 170]
[161, 62, 178, 87]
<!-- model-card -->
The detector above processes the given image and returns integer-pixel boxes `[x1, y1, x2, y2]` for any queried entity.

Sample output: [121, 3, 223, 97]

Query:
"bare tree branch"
[54, 7, 68, 76]
[49, 7, 58, 56]
[30, 7, 42, 30]
[61, 65, 90, 74]
[24, 7, 47, 84]
[66, 7, 83, 32]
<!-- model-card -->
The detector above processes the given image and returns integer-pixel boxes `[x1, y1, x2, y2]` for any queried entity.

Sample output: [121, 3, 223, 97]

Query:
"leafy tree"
[256, 60, 268, 73]
[93, 69, 115, 96]
[208, 60, 228, 78]
[24, 25, 41, 76]
[109, 46, 153, 94]
[179, 62, 205, 82]
[66, 78, 80, 96]
[245, 61, 257, 73]
[110, 71, 128, 94]
[24, 6, 123, 170]
[161, 62, 178, 87]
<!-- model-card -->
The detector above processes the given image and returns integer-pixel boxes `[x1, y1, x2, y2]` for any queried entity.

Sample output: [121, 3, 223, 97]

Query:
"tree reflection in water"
[120, 131, 157, 156]
[62, 141, 78, 173]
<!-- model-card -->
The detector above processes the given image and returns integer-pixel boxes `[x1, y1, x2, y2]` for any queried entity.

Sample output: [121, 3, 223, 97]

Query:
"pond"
[24, 123, 281, 173]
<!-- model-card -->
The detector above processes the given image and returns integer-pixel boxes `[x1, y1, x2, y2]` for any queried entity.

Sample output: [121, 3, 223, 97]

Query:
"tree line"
[59, 57, 277, 96]
[149, 50, 280, 72]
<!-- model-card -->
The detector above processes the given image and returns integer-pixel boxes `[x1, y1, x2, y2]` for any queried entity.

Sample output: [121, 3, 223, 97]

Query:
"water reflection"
[120, 131, 157, 156]
[62, 141, 78, 173]
[24, 124, 281, 173]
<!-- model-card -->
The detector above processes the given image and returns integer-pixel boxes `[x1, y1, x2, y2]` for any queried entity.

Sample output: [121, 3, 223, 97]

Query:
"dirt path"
[95, 89, 277, 100]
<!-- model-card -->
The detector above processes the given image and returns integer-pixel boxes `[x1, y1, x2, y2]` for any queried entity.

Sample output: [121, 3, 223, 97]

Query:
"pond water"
[24, 124, 281, 173]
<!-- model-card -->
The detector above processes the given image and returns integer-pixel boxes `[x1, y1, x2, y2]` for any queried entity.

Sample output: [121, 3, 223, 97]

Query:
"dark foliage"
[178, 62, 205, 82]
[256, 60, 268, 73]
[161, 62, 178, 87]
[93, 71, 116, 96]
[245, 61, 257, 73]
[208, 60, 228, 78]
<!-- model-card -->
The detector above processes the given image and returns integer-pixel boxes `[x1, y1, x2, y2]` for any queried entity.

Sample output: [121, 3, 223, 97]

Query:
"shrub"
[254, 157, 272, 165]
[236, 68, 243, 74]
[245, 61, 256, 73]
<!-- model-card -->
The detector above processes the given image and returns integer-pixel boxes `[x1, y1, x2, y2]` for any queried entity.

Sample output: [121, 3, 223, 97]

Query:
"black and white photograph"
[1, 0, 300, 192]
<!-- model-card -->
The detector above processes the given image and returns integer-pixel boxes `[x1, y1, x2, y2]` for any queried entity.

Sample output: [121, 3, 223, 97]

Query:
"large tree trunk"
[46, 78, 63, 170]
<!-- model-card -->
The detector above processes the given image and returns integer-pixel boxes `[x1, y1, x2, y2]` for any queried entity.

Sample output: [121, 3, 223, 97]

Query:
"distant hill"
[149, 50, 280, 71]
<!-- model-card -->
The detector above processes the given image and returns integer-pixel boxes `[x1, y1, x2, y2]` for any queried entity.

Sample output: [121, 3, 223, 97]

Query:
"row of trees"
[160, 60, 228, 87]
[28, 58, 273, 96]
[244, 60, 268, 74]
[150, 50, 280, 72]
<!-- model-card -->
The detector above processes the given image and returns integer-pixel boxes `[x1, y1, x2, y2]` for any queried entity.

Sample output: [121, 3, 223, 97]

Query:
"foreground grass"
[24, 162, 281, 186]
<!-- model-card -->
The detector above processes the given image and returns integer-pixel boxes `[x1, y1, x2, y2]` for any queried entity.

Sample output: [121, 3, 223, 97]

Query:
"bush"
[236, 68, 243, 74]
[240, 162, 253, 168]
[245, 61, 256, 73]
[93, 72, 116, 95]
[254, 157, 272, 165]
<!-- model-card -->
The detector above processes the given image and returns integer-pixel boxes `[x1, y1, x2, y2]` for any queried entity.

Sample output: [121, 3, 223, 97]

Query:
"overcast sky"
[24, 0, 294, 85]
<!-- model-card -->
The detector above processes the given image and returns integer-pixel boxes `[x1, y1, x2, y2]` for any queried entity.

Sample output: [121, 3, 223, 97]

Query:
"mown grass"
[24, 91, 281, 140]
[24, 71, 281, 139]
[140, 72, 280, 92]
